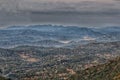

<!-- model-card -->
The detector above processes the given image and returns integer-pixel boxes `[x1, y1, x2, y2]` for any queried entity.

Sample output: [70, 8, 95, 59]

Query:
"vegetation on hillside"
[69, 57, 120, 80]
[0, 41, 120, 80]
[0, 76, 9, 80]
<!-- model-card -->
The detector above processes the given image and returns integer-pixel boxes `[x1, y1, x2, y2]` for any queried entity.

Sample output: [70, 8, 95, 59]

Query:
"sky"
[0, 0, 120, 27]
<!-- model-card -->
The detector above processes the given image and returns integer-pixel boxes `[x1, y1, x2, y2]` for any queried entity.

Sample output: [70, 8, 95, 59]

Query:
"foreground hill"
[0, 41, 120, 80]
[0, 76, 9, 80]
[0, 76, 5, 80]
[70, 57, 120, 80]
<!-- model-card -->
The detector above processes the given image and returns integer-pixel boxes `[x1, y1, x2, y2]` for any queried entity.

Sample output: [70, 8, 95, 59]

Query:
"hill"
[1, 25, 120, 48]
[0, 76, 9, 80]
[69, 57, 120, 80]
[0, 41, 119, 80]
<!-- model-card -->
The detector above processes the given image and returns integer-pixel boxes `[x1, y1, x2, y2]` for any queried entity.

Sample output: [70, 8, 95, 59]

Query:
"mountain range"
[0, 25, 120, 80]
[0, 25, 120, 48]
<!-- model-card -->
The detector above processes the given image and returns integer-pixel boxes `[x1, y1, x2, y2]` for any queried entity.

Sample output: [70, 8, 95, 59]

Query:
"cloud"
[0, 0, 119, 12]
[0, 0, 120, 27]
[114, 0, 120, 1]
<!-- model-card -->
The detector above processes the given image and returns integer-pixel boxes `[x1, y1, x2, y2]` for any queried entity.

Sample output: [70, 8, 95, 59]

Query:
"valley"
[0, 41, 119, 80]
[0, 25, 120, 80]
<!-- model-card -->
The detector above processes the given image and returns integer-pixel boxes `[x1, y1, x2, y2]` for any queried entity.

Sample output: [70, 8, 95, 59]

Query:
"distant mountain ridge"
[0, 25, 120, 48]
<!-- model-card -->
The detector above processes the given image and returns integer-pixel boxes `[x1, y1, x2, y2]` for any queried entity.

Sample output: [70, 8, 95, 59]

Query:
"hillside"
[0, 25, 120, 48]
[0, 76, 5, 80]
[69, 57, 120, 80]
[0, 41, 119, 80]
[0, 76, 9, 80]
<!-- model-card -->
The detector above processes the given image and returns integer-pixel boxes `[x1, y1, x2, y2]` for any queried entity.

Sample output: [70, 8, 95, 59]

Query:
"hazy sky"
[0, 0, 120, 27]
